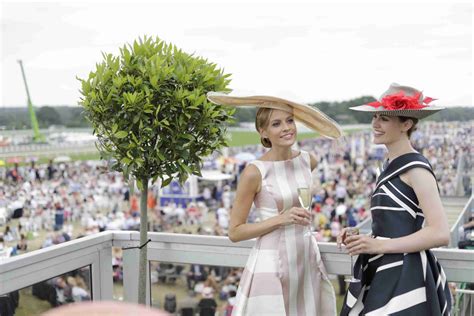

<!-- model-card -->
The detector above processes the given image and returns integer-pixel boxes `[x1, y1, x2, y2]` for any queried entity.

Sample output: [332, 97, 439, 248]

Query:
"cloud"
[185, 25, 311, 50]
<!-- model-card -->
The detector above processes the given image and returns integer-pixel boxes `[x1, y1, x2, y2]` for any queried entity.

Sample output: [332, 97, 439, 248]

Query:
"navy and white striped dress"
[341, 153, 452, 316]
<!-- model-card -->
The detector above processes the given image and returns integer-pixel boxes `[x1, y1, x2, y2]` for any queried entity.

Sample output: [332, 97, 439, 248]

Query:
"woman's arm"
[344, 167, 450, 255]
[309, 153, 318, 171]
[463, 219, 474, 230]
[228, 164, 311, 242]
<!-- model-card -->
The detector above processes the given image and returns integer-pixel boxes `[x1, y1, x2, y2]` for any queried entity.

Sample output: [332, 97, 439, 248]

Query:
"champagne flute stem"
[350, 255, 354, 279]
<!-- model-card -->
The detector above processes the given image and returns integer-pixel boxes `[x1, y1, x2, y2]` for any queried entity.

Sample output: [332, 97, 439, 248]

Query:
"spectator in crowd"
[67, 276, 90, 302]
[197, 287, 217, 316]
[458, 215, 474, 249]
[54, 277, 72, 305]
[16, 233, 27, 252]
[224, 289, 237, 316]
[178, 290, 199, 316]
[186, 264, 207, 290]
[216, 203, 229, 231]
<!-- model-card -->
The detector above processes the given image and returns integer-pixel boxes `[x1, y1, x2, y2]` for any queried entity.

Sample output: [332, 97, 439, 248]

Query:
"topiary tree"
[78, 36, 233, 304]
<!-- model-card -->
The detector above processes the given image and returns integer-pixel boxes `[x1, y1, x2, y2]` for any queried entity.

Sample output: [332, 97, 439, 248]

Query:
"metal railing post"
[122, 247, 140, 304]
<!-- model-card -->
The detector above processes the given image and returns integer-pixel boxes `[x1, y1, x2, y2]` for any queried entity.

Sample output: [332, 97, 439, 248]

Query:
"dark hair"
[255, 108, 273, 148]
[398, 117, 418, 137]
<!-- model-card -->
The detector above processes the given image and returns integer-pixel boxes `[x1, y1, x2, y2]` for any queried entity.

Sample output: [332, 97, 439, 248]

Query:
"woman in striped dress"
[338, 83, 452, 315]
[207, 93, 342, 316]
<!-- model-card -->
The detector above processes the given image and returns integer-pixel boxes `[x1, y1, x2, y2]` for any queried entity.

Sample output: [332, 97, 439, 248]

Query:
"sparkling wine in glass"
[345, 227, 360, 283]
[297, 187, 312, 236]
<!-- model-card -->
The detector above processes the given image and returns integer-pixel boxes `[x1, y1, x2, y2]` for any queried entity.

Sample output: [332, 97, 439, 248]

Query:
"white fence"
[0, 143, 97, 158]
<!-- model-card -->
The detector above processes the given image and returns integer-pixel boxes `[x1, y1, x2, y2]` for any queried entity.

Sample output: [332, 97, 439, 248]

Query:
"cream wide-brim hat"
[349, 83, 445, 119]
[207, 92, 343, 139]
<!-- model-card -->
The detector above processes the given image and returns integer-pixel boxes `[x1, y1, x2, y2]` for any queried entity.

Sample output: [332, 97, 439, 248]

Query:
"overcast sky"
[1, 0, 472, 108]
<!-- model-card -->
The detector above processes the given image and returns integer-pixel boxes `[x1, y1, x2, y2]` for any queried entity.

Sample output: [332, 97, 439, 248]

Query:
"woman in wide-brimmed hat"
[338, 83, 451, 315]
[208, 92, 342, 315]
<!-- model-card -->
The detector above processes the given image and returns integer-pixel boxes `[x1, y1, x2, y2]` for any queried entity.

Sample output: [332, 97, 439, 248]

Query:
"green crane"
[18, 59, 45, 142]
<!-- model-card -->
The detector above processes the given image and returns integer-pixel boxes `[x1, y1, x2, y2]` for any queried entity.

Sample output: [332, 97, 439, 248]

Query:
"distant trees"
[0, 106, 89, 129]
[36, 106, 61, 127]
[1, 100, 473, 130]
[0, 109, 30, 129]
[429, 107, 474, 122]
[233, 107, 257, 124]
[310, 96, 377, 124]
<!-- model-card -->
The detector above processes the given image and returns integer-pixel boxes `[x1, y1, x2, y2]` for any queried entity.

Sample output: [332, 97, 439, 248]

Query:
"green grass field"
[227, 127, 367, 147]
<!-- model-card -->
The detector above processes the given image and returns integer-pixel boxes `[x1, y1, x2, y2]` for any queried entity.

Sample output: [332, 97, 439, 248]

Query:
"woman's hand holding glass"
[344, 234, 383, 255]
[280, 206, 311, 226]
[338, 227, 361, 283]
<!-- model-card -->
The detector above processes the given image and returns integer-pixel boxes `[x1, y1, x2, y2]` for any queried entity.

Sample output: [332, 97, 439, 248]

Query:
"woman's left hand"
[345, 234, 385, 255]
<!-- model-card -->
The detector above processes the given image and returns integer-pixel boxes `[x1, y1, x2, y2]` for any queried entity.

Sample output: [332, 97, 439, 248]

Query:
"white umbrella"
[26, 156, 39, 162]
[234, 152, 256, 162]
[53, 155, 72, 163]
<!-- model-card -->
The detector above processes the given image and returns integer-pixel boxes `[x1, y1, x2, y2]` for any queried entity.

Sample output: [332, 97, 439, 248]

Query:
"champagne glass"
[297, 187, 312, 237]
[345, 227, 360, 283]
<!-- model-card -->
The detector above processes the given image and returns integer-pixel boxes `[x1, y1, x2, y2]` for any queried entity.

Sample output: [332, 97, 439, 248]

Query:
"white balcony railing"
[1, 231, 474, 306]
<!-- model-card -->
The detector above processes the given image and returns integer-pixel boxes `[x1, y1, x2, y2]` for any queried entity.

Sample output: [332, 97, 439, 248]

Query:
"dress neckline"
[383, 151, 420, 170]
[256, 151, 302, 163]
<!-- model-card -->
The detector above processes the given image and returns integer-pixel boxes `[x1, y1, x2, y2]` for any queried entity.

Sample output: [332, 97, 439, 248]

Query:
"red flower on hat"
[368, 92, 436, 110]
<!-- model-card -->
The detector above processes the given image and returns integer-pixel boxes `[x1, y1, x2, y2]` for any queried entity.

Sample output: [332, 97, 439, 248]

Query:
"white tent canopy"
[198, 170, 234, 182]
[234, 152, 256, 162]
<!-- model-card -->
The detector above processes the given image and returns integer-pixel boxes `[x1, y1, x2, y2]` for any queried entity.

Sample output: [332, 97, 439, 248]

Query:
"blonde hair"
[255, 108, 273, 148]
[67, 276, 77, 287]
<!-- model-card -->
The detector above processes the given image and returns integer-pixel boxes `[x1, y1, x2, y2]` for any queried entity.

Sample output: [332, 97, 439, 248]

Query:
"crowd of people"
[0, 120, 471, 315]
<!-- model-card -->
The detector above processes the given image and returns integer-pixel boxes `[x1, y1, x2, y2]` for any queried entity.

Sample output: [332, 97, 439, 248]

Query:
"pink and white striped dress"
[233, 151, 336, 316]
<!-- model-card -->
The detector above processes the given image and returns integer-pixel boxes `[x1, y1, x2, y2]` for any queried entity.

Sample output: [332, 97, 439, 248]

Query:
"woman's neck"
[385, 138, 416, 161]
[268, 146, 294, 161]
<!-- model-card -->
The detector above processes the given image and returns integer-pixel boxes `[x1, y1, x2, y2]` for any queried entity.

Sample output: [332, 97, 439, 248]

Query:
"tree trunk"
[129, 174, 135, 208]
[138, 177, 148, 304]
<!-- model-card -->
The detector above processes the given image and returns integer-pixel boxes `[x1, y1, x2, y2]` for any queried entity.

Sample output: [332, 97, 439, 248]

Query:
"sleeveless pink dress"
[233, 151, 336, 316]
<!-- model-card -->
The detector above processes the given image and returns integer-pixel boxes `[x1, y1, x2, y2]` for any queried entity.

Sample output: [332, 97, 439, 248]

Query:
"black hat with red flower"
[350, 83, 445, 119]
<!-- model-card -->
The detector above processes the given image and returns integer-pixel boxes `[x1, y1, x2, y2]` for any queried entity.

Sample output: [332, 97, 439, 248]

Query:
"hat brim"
[349, 104, 444, 119]
[207, 92, 342, 139]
